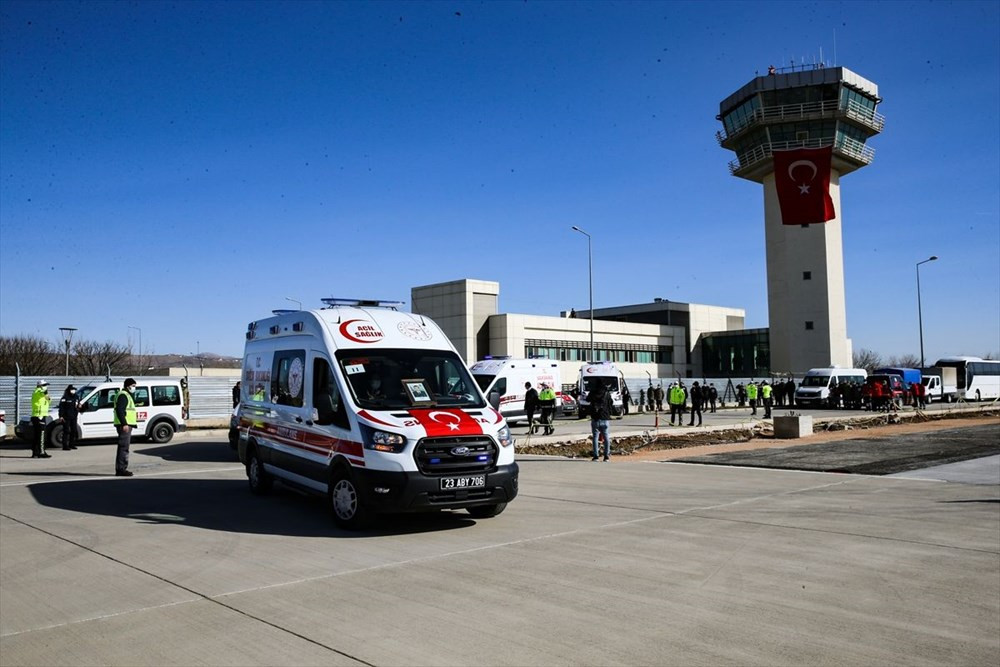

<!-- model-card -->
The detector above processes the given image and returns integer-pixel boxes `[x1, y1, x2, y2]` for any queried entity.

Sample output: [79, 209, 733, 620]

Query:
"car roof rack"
[320, 298, 404, 309]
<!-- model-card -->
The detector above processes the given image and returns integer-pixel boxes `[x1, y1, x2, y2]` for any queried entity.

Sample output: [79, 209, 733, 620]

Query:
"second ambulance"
[235, 299, 517, 529]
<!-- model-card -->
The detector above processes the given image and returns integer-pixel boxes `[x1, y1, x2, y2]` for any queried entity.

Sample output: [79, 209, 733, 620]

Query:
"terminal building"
[411, 279, 762, 381]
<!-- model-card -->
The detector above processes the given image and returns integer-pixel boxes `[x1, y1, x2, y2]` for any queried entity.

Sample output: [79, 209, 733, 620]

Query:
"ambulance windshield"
[337, 349, 486, 410]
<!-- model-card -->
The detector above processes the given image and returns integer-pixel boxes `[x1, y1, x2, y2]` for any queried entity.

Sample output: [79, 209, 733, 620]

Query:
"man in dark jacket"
[689, 381, 704, 426]
[587, 383, 613, 461]
[57, 385, 80, 450]
[523, 382, 539, 434]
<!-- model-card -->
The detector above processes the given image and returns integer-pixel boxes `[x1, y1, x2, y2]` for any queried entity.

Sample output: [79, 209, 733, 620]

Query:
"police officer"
[689, 381, 704, 426]
[761, 380, 773, 418]
[58, 385, 81, 450]
[31, 379, 52, 458]
[746, 380, 759, 415]
[114, 378, 138, 477]
[668, 382, 684, 425]
[537, 383, 557, 436]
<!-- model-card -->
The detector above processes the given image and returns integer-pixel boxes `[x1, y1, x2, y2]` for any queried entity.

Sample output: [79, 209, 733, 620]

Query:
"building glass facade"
[700, 329, 770, 377]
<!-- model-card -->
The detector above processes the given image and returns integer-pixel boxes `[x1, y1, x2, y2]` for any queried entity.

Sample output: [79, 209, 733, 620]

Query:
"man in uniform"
[746, 380, 759, 416]
[114, 378, 138, 477]
[537, 383, 557, 436]
[31, 379, 52, 458]
[761, 380, 773, 418]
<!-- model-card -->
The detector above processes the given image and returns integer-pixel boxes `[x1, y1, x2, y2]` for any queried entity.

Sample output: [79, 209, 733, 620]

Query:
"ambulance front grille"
[414, 436, 497, 476]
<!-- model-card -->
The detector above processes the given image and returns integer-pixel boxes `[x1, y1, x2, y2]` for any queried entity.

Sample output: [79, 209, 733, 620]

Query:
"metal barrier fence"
[0, 375, 238, 424]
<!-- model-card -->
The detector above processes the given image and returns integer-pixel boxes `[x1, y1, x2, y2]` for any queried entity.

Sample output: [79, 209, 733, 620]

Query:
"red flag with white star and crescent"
[772, 146, 836, 225]
[407, 409, 484, 437]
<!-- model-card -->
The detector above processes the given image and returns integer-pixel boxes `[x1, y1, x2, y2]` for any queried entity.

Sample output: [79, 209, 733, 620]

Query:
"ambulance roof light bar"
[321, 298, 405, 309]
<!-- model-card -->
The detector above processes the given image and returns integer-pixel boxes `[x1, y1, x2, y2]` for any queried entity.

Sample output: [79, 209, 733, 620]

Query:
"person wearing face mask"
[366, 375, 384, 400]
[31, 379, 52, 458]
[113, 378, 138, 477]
[58, 385, 81, 451]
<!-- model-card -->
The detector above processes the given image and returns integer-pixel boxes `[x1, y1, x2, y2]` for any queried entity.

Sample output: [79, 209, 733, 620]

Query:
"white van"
[48, 379, 186, 446]
[469, 357, 562, 425]
[235, 299, 518, 529]
[577, 361, 625, 416]
[794, 367, 868, 407]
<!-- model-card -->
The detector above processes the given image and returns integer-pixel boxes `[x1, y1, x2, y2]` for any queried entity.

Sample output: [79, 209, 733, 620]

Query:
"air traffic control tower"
[717, 65, 883, 374]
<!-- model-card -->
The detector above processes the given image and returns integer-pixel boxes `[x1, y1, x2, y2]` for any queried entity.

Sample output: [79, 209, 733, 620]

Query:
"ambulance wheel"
[47, 423, 65, 448]
[329, 467, 372, 530]
[247, 447, 272, 495]
[467, 502, 507, 519]
[150, 421, 174, 444]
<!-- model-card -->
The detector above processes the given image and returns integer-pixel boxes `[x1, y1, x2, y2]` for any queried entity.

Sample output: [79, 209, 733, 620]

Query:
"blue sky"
[1, 0, 997, 362]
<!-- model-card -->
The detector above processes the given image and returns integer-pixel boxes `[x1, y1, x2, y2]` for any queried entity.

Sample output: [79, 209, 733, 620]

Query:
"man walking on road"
[523, 382, 539, 434]
[588, 383, 613, 461]
[114, 378, 138, 477]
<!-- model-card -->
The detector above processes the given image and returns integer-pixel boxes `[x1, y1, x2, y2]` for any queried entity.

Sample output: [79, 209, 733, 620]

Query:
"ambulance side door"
[308, 354, 353, 468]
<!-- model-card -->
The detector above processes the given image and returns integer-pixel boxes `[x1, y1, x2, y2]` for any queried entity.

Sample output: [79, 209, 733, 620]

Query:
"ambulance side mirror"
[488, 390, 500, 409]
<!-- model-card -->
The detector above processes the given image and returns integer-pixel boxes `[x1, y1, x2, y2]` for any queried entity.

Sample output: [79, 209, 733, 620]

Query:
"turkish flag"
[407, 409, 484, 437]
[772, 146, 836, 225]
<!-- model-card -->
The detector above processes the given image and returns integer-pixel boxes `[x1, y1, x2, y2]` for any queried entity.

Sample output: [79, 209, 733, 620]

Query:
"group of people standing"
[29, 377, 140, 477]
[644, 381, 719, 425]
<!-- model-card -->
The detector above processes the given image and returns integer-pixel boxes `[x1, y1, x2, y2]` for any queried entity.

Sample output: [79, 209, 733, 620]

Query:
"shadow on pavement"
[138, 440, 236, 463]
[28, 477, 478, 538]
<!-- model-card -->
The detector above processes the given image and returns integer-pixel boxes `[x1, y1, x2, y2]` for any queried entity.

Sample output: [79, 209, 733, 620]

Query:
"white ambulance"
[235, 299, 517, 529]
[469, 357, 562, 425]
[577, 361, 625, 417]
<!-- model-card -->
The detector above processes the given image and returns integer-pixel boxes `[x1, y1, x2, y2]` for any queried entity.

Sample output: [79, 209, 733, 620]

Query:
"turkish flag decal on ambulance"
[408, 409, 485, 437]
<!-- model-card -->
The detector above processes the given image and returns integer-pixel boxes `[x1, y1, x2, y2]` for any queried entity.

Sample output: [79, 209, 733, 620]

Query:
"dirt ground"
[519, 411, 1000, 463]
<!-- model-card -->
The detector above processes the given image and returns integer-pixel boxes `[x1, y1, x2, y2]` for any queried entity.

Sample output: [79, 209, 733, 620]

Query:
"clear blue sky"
[1, 0, 997, 362]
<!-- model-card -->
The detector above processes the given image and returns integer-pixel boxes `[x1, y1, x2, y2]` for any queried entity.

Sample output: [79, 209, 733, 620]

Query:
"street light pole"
[285, 296, 302, 310]
[128, 326, 142, 373]
[571, 226, 594, 362]
[58, 327, 77, 376]
[916, 255, 938, 369]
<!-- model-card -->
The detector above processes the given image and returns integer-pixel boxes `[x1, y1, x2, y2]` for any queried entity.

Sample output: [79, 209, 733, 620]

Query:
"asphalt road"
[1, 428, 998, 666]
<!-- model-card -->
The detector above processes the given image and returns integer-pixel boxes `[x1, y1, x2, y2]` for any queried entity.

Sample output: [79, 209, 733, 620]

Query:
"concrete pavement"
[1, 429, 998, 666]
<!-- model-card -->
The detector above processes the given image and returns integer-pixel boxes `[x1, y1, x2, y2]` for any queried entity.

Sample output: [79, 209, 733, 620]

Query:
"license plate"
[440, 475, 486, 490]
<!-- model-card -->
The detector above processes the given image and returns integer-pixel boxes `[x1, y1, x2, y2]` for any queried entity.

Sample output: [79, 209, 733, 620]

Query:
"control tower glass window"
[723, 97, 760, 136]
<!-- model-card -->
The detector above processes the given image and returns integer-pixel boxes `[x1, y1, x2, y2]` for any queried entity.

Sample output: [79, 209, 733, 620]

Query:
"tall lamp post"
[916, 255, 938, 369]
[285, 296, 302, 310]
[58, 327, 77, 376]
[571, 226, 594, 362]
[128, 325, 142, 374]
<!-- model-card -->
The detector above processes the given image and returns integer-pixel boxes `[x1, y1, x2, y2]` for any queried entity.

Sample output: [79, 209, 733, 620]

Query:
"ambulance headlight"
[365, 428, 407, 454]
[497, 424, 513, 448]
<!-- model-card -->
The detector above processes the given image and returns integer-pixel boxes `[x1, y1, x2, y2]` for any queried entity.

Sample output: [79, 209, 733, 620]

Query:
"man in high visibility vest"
[537, 383, 557, 436]
[746, 381, 759, 416]
[761, 380, 773, 418]
[31, 379, 52, 458]
[668, 382, 685, 425]
[113, 378, 138, 477]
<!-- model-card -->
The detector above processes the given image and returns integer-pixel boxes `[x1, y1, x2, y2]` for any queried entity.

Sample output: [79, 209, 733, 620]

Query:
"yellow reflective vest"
[31, 387, 50, 418]
[113, 390, 138, 426]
